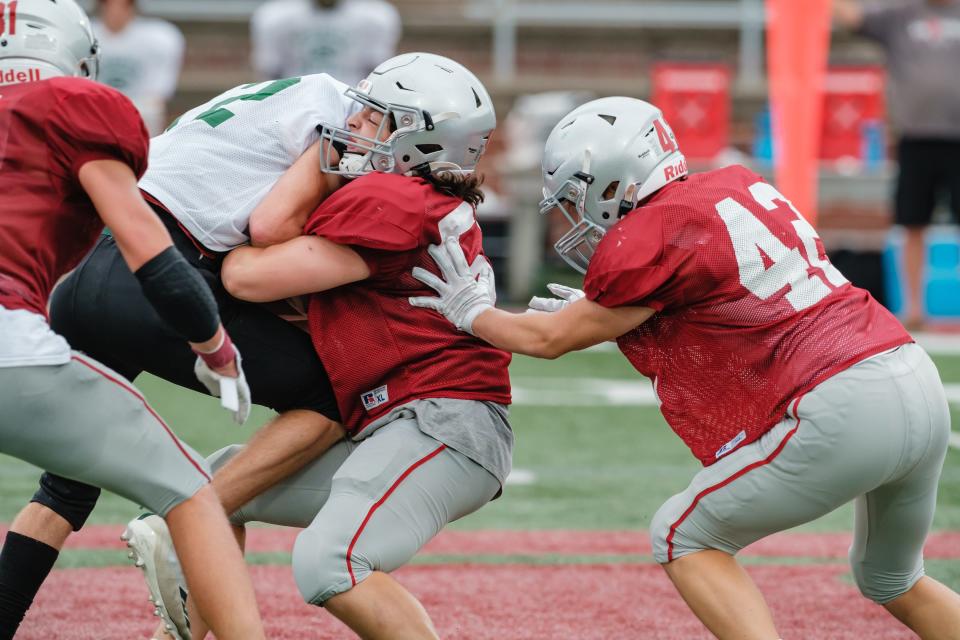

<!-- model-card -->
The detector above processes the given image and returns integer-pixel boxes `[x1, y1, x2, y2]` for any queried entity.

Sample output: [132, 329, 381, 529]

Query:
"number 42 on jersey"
[716, 181, 848, 312]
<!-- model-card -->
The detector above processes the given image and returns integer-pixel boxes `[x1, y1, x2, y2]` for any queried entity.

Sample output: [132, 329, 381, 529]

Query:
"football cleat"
[122, 514, 191, 640]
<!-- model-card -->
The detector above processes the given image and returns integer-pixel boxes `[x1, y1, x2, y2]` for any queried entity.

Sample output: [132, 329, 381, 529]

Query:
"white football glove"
[194, 350, 252, 425]
[409, 237, 495, 335]
[528, 283, 586, 313]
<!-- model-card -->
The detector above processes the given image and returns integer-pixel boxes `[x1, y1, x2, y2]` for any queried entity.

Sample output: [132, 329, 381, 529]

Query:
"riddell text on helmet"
[664, 158, 688, 181]
[0, 68, 42, 84]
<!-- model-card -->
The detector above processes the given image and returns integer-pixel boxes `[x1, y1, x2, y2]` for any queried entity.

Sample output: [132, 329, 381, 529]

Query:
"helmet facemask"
[539, 97, 687, 274]
[539, 150, 641, 274]
[318, 52, 496, 180]
[319, 86, 433, 177]
[540, 168, 599, 274]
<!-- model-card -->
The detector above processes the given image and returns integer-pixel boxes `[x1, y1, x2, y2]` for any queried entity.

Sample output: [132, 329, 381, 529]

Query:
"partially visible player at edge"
[412, 97, 960, 639]
[1, 38, 360, 640]
[0, 1, 265, 639]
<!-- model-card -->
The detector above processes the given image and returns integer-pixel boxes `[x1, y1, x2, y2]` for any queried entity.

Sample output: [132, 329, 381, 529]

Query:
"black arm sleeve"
[134, 247, 221, 343]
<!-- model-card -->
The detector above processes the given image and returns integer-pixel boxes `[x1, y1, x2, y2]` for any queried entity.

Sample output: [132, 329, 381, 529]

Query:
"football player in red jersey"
[0, 2, 266, 638]
[412, 97, 960, 639]
[143, 53, 512, 640]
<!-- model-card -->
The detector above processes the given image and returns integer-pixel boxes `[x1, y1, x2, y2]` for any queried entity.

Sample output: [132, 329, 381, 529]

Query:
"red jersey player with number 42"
[411, 97, 960, 639]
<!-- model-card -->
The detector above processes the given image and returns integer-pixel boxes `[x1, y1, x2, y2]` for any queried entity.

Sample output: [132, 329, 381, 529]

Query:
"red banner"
[651, 63, 731, 161]
[820, 66, 886, 162]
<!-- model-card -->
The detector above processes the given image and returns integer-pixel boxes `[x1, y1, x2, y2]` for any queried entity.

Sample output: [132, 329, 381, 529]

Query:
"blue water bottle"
[861, 119, 885, 171]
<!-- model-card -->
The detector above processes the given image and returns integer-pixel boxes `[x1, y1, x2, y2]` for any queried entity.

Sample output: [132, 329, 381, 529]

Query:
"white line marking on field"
[585, 333, 960, 356]
[505, 468, 537, 485]
[512, 378, 960, 408]
[950, 432, 960, 451]
[915, 333, 960, 356]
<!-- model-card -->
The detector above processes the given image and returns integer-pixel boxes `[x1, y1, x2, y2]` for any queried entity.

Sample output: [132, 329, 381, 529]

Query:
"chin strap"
[338, 152, 370, 175]
[618, 183, 639, 218]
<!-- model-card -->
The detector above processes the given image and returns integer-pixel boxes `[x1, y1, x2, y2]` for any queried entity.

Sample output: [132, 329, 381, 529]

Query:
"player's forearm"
[471, 308, 572, 359]
[472, 299, 656, 359]
[222, 238, 370, 302]
[248, 141, 342, 247]
[221, 246, 276, 302]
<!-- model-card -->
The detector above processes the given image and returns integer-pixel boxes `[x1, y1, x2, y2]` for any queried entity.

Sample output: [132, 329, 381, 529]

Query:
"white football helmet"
[320, 52, 496, 178]
[0, 0, 99, 84]
[539, 97, 687, 273]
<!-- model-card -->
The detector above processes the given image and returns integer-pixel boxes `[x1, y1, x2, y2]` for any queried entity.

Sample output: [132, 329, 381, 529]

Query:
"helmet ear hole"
[415, 143, 443, 155]
[602, 181, 620, 200]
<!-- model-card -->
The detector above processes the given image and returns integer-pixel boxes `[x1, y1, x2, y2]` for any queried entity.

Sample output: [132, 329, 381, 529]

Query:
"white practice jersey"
[139, 74, 356, 252]
[92, 17, 185, 134]
[0, 306, 70, 368]
[251, 0, 401, 86]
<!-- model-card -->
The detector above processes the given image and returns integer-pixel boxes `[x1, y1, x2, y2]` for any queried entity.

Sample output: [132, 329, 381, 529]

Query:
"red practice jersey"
[585, 165, 911, 466]
[305, 172, 512, 434]
[0, 78, 149, 317]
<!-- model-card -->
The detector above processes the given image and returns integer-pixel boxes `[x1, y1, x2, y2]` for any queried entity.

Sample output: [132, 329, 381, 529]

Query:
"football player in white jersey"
[92, 0, 185, 134]
[0, 72, 362, 639]
[252, 0, 401, 86]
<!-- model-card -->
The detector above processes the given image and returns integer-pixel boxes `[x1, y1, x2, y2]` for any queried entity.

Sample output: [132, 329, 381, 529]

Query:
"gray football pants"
[0, 354, 210, 516]
[650, 343, 951, 603]
[208, 416, 500, 604]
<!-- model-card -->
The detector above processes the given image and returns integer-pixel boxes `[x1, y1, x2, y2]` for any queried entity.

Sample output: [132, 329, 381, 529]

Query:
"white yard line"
[915, 333, 960, 356]
[504, 468, 537, 486]
[950, 431, 960, 451]
[512, 377, 960, 451]
[584, 333, 960, 356]
[513, 378, 960, 408]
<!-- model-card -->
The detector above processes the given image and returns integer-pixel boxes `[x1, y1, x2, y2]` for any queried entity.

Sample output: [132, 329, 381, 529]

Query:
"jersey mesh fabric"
[305, 173, 512, 434]
[0, 78, 148, 317]
[139, 73, 356, 251]
[585, 165, 912, 466]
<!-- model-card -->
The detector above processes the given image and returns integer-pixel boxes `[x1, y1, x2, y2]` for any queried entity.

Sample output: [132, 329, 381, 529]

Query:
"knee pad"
[206, 444, 243, 474]
[649, 501, 687, 564]
[849, 558, 924, 604]
[292, 523, 367, 605]
[31, 473, 101, 531]
[205, 445, 246, 525]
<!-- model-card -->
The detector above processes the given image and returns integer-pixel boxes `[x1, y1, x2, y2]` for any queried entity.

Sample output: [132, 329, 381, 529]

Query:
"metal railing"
[90, 0, 767, 86]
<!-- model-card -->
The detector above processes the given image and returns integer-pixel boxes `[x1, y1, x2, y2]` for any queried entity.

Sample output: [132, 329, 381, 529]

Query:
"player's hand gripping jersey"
[139, 73, 356, 251]
[0, 78, 148, 318]
[305, 173, 512, 433]
[585, 165, 912, 465]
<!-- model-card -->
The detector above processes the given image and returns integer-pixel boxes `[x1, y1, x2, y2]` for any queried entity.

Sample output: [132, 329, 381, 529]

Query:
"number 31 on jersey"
[715, 182, 848, 312]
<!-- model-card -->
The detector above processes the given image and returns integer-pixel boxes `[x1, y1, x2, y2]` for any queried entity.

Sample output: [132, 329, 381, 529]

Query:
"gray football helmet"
[539, 97, 687, 273]
[0, 0, 99, 83]
[320, 52, 496, 178]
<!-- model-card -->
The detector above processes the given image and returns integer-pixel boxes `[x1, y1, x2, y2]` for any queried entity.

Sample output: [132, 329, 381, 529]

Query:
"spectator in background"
[251, 0, 401, 86]
[835, 0, 960, 330]
[92, 0, 185, 135]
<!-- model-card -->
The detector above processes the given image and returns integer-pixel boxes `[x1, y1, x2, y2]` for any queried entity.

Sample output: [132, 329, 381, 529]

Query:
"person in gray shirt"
[836, 0, 960, 330]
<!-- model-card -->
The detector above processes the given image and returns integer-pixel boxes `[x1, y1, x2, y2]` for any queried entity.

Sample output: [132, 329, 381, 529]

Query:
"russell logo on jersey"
[361, 384, 390, 411]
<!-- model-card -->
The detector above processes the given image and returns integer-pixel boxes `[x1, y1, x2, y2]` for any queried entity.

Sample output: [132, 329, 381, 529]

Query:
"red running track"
[5, 526, 957, 638]
[3, 524, 958, 558]
[20, 563, 923, 639]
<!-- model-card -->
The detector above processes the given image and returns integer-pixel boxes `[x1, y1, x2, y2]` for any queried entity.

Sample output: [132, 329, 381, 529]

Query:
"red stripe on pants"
[71, 355, 211, 482]
[664, 396, 805, 562]
[346, 443, 447, 586]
